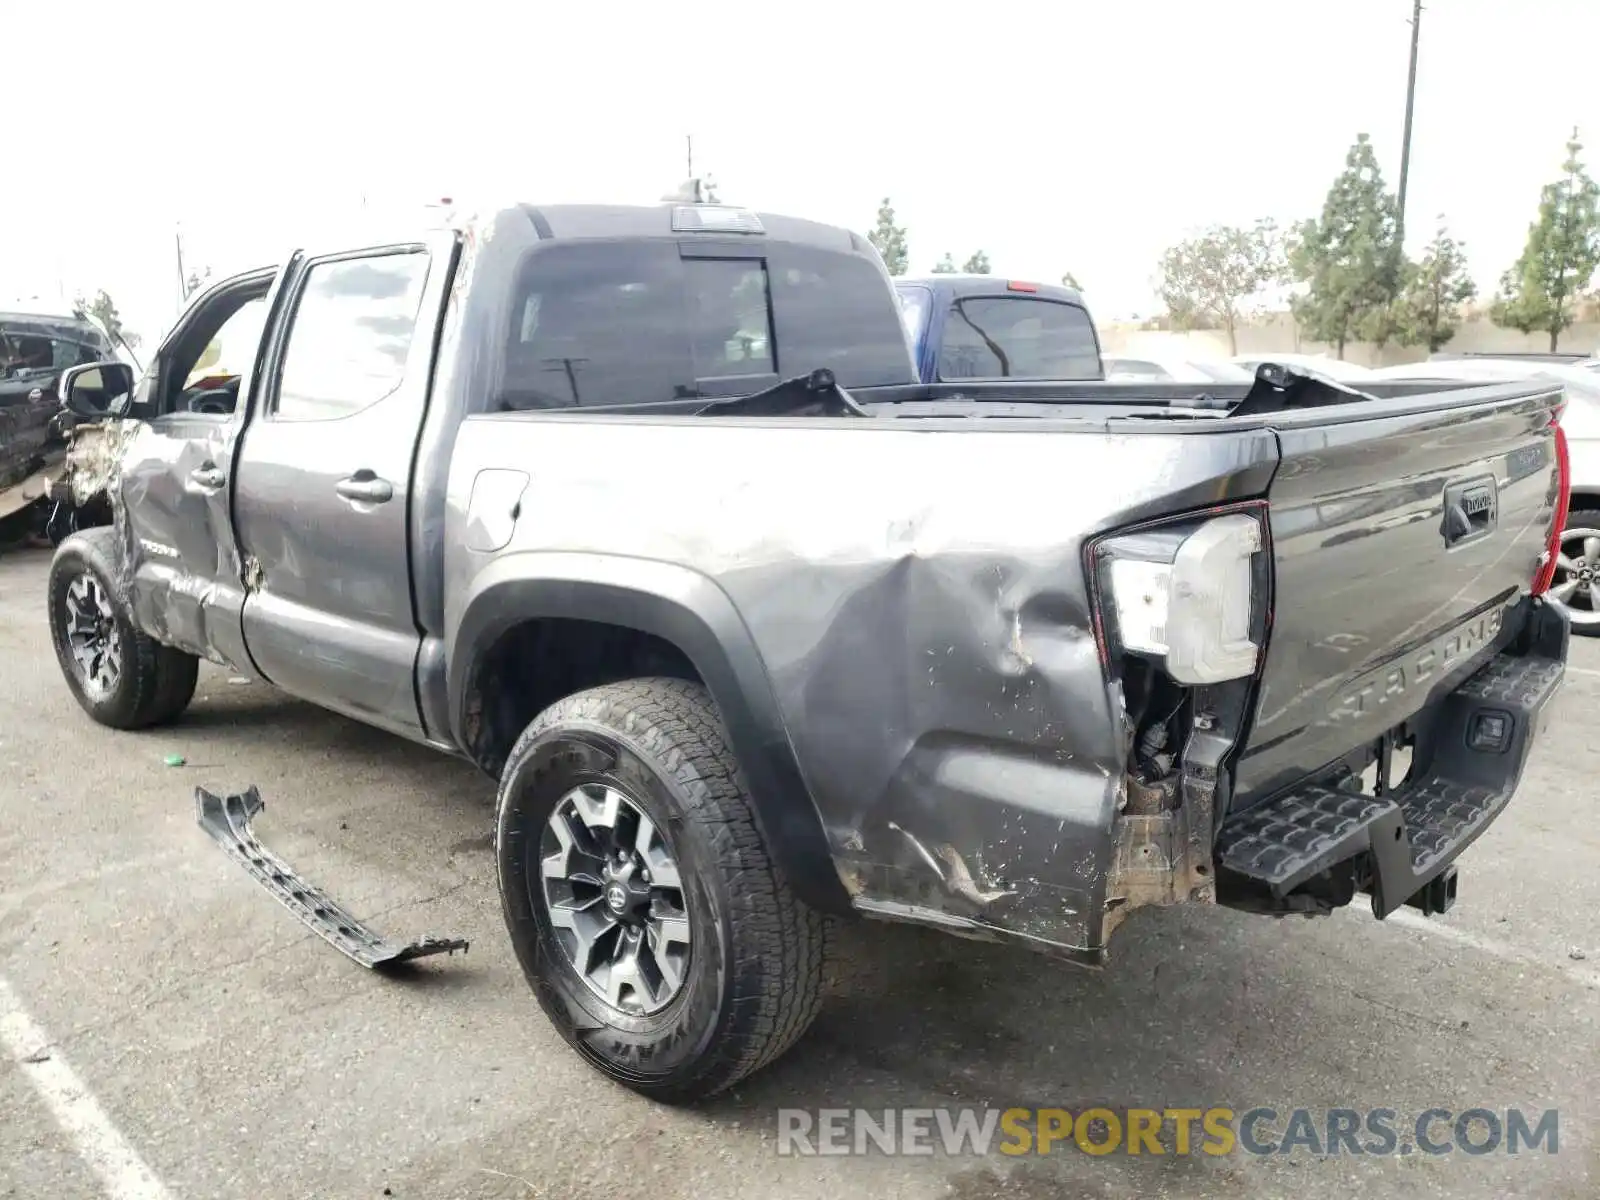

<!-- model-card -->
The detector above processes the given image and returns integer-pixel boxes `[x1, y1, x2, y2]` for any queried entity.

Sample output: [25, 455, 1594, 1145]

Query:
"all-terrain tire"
[48, 534, 200, 729]
[495, 677, 829, 1103]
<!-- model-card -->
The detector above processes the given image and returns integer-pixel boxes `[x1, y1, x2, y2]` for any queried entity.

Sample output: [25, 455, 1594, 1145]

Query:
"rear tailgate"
[1236, 379, 1566, 804]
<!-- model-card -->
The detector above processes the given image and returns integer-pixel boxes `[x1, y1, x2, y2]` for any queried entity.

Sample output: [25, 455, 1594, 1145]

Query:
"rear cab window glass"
[505, 242, 690, 409]
[273, 252, 430, 422]
[937, 296, 1100, 381]
[768, 248, 913, 388]
[687, 258, 773, 380]
[498, 240, 913, 410]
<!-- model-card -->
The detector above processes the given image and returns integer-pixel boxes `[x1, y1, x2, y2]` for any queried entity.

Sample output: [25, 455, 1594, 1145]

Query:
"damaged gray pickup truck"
[46, 201, 1572, 1102]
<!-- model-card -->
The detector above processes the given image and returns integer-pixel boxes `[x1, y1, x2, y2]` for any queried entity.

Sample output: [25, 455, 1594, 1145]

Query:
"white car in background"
[1227, 352, 1381, 382]
[1103, 354, 1253, 384]
[1371, 356, 1600, 635]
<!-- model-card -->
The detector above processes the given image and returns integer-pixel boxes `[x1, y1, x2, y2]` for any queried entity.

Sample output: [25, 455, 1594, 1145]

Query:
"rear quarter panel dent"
[445, 416, 1281, 950]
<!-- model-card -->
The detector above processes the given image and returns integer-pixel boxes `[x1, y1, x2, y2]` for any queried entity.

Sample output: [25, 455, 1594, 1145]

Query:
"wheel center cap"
[604, 882, 628, 913]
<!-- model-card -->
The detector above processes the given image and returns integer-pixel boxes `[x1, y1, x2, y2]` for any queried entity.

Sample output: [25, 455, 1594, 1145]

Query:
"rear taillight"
[1532, 416, 1571, 597]
[1088, 506, 1270, 684]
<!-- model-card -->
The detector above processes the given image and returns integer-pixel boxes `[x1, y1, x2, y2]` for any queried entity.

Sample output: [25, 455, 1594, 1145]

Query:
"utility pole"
[1396, 0, 1423, 250]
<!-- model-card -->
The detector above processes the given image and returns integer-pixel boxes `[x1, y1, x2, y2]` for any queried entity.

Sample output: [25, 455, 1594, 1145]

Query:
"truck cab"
[892, 275, 1103, 383]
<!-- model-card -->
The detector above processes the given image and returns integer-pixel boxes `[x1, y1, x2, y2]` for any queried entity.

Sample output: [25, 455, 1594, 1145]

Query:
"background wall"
[1100, 314, 1600, 367]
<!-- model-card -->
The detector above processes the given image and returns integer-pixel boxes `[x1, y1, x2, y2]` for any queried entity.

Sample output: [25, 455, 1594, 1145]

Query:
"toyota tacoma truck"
[45, 201, 1571, 1103]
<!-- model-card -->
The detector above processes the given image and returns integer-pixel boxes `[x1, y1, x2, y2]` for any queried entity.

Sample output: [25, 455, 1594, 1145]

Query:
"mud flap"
[196, 786, 469, 969]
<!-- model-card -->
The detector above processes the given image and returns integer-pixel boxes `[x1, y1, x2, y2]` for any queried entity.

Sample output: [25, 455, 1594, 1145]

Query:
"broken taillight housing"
[1089, 506, 1270, 684]
[1531, 413, 1571, 598]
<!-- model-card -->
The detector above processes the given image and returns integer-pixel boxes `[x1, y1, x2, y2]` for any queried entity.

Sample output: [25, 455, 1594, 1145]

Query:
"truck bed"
[449, 371, 1567, 952]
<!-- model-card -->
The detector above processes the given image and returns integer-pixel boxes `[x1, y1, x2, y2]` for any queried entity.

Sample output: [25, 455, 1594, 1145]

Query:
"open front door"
[114, 266, 289, 672]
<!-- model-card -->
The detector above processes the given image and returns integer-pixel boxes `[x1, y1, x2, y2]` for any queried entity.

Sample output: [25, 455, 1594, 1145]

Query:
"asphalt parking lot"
[1, 546, 1597, 1200]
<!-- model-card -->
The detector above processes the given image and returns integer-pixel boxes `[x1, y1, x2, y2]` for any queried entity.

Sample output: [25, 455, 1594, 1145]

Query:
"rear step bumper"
[1216, 650, 1565, 918]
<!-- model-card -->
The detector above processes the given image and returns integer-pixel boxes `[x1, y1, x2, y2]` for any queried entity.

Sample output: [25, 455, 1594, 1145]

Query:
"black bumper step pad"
[1217, 650, 1564, 917]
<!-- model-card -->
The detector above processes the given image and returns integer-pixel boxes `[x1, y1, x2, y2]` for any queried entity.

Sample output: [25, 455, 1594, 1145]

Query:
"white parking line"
[1385, 910, 1600, 991]
[1561, 664, 1600, 680]
[0, 975, 173, 1200]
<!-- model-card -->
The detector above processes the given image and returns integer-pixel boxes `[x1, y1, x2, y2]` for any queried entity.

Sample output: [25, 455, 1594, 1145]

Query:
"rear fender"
[449, 553, 849, 914]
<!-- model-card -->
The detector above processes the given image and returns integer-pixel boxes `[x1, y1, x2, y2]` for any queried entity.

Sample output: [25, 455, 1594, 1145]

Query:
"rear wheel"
[48, 541, 199, 728]
[495, 677, 828, 1103]
[1548, 510, 1600, 637]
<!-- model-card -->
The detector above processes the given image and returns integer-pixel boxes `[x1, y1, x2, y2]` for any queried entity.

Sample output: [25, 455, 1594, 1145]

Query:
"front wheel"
[48, 537, 200, 728]
[495, 677, 829, 1103]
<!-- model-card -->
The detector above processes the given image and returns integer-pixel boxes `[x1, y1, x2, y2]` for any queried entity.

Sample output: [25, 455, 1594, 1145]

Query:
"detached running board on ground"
[196, 786, 470, 970]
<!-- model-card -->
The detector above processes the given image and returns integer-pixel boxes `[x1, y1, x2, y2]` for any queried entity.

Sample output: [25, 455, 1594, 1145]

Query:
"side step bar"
[1217, 650, 1564, 918]
[196, 786, 469, 969]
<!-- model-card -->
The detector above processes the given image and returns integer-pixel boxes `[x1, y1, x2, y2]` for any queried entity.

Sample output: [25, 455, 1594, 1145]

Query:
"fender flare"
[449, 553, 850, 914]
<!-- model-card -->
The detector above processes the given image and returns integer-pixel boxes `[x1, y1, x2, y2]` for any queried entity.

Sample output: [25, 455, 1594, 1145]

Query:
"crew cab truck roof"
[893, 274, 1103, 383]
[46, 198, 1571, 1104]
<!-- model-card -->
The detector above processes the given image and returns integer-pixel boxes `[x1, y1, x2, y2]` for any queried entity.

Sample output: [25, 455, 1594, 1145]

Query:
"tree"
[76, 289, 140, 349]
[867, 198, 910, 276]
[1061, 272, 1082, 289]
[931, 253, 958, 274]
[962, 250, 991, 274]
[1390, 220, 1478, 351]
[1156, 220, 1281, 354]
[1490, 133, 1600, 351]
[1288, 133, 1403, 358]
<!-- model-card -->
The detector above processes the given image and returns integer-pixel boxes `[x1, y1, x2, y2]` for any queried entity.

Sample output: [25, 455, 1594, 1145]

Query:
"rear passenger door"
[232, 233, 455, 738]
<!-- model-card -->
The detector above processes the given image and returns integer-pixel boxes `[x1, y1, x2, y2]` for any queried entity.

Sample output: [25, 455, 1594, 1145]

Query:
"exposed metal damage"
[59, 418, 137, 508]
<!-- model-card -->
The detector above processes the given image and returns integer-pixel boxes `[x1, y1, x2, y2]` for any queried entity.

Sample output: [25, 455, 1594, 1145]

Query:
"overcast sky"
[6, 0, 1598, 343]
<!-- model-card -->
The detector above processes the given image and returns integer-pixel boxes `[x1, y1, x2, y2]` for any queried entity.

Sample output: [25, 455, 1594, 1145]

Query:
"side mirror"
[59, 361, 135, 419]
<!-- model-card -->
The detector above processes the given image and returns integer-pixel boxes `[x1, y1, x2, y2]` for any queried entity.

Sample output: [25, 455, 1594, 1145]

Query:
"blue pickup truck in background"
[892, 275, 1104, 383]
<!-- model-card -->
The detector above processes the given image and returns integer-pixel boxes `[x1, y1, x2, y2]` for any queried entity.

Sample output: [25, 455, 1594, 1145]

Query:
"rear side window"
[274, 251, 430, 422]
[499, 240, 912, 409]
[937, 296, 1100, 381]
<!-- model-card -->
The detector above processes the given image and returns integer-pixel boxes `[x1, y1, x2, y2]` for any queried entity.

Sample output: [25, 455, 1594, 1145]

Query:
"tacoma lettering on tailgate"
[1328, 606, 1505, 723]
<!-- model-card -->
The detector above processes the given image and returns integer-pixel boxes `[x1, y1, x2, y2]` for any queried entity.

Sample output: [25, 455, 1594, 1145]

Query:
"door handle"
[189, 465, 226, 490]
[335, 472, 394, 505]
